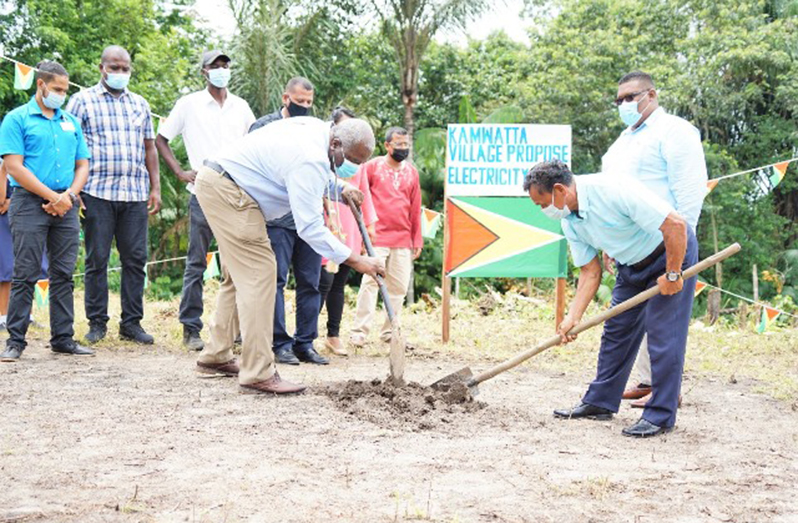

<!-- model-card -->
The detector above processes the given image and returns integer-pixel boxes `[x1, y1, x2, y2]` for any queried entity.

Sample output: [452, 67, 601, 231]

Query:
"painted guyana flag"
[445, 197, 567, 278]
[14, 62, 34, 90]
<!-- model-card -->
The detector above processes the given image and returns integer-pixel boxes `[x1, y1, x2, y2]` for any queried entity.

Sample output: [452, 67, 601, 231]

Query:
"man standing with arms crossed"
[0, 61, 93, 361]
[67, 45, 161, 345]
[156, 50, 256, 351]
[602, 71, 708, 407]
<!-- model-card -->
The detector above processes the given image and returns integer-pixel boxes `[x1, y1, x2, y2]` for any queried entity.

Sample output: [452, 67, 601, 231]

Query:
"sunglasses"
[613, 90, 650, 106]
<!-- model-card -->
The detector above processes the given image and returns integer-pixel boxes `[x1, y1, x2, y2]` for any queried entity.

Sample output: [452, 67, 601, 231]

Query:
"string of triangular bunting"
[1, 52, 165, 122]
[706, 158, 795, 196]
[693, 280, 796, 333]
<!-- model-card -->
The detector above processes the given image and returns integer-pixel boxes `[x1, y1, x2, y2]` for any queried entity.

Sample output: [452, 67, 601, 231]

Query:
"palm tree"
[371, 0, 491, 139]
[227, 0, 329, 116]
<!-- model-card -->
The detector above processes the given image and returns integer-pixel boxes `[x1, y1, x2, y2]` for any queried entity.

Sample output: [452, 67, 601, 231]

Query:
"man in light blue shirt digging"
[192, 117, 385, 395]
[603, 71, 708, 407]
[525, 160, 697, 438]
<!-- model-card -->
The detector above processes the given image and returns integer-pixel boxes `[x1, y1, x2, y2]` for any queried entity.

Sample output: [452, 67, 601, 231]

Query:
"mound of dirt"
[317, 378, 486, 431]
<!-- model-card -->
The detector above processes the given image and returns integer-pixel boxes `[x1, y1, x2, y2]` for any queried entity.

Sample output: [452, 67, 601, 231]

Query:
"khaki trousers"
[194, 166, 276, 385]
[351, 247, 412, 341]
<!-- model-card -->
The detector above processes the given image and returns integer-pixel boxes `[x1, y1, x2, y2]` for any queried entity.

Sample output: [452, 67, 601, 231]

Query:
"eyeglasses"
[613, 90, 650, 106]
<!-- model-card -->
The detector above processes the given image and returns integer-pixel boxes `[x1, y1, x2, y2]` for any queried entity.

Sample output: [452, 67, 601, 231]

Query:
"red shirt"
[361, 156, 423, 250]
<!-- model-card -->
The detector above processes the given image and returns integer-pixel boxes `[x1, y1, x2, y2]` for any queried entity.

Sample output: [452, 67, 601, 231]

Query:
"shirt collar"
[97, 81, 129, 98]
[27, 96, 62, 119]
[625, 106, 666, 135]
[565, 179, 590, 221]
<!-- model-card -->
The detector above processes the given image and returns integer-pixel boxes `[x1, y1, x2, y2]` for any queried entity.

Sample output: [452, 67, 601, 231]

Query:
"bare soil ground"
[2, 337, 797, 523]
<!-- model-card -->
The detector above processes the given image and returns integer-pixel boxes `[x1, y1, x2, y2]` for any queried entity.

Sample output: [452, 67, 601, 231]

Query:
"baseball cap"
[201, 50, 231, 68]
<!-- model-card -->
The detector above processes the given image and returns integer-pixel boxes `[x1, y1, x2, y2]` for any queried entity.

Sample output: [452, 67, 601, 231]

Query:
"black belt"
[203, 160, 235, 182]
[630, 242, 666, 271]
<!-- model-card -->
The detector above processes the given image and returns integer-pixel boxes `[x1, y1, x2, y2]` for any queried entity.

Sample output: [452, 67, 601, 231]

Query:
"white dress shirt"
[158, 88, 256, 193]
[215, 116, 352, 264]
[601, 107, 707, 230]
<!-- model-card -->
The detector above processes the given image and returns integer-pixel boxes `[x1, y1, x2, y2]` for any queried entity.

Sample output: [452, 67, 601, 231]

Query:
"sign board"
[443, 124, 571, 278]
[446, 124, 572, 197]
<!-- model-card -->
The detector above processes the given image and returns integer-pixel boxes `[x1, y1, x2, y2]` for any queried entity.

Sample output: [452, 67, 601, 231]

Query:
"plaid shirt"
[66, 83, 155, 202]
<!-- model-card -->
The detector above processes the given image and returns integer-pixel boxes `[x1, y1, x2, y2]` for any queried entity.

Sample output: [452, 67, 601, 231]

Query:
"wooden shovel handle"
[347, 198, 397, 322]
[469, 243, 741, 387]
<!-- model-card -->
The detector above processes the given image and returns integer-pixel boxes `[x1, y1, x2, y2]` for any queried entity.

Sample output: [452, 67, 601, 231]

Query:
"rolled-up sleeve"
[287, 160, 352, 264]
[662, 121, 707, 230]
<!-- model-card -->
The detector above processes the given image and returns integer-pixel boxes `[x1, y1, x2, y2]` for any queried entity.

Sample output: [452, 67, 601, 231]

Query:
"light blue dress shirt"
[561, 174, 675, 267]
[0, 97, 90, 190]
[215, 116, 352, 264]
[601, 107, 707, 230]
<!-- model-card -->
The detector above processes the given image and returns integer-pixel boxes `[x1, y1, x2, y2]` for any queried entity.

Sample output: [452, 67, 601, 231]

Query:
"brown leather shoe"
[240, 371, 307, 395]
[630, 392, 682, 409]
[197, 359, 239, 377]
[622, 383, 652, 400]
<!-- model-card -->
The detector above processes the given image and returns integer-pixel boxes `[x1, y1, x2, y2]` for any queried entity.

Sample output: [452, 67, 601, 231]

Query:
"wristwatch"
[665, 270, 683, 282]
[66, 189, 78, 203]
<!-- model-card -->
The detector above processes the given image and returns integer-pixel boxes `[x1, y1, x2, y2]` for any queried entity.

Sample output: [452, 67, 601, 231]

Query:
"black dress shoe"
[274, 348, 300, 365]
[553, 402, 613, 420]
[294, 347, 329, 365]
[51, 341, 95, 356]
[1, 345, 24, 362]
[119, 324, 154, 345]
[622, 418, 673, 438]
[85, 322, 107, 344]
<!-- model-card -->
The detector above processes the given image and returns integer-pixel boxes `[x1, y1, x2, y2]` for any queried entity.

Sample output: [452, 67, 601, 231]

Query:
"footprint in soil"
[315, 378, 487, 431]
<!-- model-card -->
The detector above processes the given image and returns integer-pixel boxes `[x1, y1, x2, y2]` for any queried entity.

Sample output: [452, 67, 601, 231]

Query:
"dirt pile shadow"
[317, 378, 486, 431]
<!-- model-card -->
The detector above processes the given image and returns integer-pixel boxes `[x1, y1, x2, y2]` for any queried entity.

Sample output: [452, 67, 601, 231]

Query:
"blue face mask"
[336, 158, 359, 179]
[105, 69, 130, 90]
[42, 86, 66, 110]
[618, 93, 651, 127]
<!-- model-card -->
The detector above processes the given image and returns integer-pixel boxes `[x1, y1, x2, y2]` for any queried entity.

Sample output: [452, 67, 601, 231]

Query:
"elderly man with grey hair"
[193, 117, 384, 394]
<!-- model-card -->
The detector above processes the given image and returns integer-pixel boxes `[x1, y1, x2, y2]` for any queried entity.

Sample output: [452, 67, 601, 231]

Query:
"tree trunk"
[707, 206, 722, 324]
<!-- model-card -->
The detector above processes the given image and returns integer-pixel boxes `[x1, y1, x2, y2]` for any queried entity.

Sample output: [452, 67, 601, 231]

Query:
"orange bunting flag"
[706, 179, 719, 194]
[755, 160, 792, 195]
[756, 306, 780, 334]
[694, 281, 707, 297]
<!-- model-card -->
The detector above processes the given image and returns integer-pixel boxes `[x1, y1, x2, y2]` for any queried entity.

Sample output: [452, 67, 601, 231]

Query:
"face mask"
[207, 68, 231, 88]
[541, 189, 571, 220]
[336, 158, 359, 179]
[390, 148, 409, 162]
[105, 70, 130, 90]
[287, 99, 310, 117]
[618, 92, 651, 127]
[41, 86, 66, 110]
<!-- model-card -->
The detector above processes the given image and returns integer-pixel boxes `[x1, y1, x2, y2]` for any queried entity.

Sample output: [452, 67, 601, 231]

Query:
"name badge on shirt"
[60, 120, 76, 132]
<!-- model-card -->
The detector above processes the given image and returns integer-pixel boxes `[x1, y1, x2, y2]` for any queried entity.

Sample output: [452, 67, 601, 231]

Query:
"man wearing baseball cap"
[155, 50, 256, 351]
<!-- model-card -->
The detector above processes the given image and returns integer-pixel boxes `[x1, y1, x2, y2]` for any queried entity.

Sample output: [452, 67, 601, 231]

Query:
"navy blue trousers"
[583, 229, 698, 428]
[267, 226, 322, 353]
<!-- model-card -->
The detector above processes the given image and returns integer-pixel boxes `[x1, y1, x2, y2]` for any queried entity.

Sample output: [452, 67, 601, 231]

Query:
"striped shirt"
[66, 82, 155, 202]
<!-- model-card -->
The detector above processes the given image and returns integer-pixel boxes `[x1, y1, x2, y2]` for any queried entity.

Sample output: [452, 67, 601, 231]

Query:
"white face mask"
[207, 68, 231, 88]
[541, 189, 571, 220]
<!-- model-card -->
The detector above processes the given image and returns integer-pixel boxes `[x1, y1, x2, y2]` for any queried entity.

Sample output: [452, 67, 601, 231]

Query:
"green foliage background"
[1, 0, 797, 314]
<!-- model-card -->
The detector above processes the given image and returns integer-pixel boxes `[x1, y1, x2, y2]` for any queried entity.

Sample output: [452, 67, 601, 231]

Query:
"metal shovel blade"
[430, 366, 479, 398]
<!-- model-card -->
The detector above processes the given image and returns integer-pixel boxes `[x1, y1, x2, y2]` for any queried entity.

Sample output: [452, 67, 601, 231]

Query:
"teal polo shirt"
[0, 97, 90, 190]
[561, 173, 674, 267]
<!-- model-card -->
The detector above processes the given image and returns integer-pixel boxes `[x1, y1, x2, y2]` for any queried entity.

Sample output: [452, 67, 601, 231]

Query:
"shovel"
[347, 199, 406, 386]
[431, 242, 742, 398]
